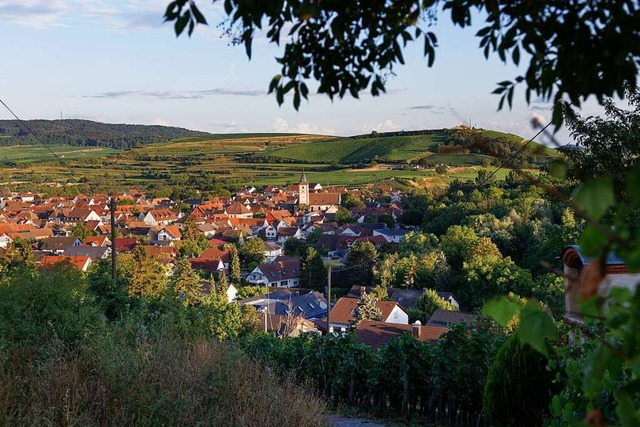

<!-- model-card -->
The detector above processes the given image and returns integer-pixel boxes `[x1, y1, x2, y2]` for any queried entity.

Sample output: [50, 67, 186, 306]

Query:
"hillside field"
[1, 127, 554, 191]
[267, 129, 557, 164]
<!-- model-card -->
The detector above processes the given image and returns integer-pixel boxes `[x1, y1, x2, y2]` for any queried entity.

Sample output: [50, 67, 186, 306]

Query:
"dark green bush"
[483, 336, 555, 427]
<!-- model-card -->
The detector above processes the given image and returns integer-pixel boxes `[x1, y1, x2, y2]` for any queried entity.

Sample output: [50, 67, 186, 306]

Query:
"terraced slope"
[268, 128, 557, 164]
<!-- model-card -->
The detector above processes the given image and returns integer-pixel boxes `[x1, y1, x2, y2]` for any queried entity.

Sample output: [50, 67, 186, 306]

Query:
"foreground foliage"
[0, 266, 325, 426]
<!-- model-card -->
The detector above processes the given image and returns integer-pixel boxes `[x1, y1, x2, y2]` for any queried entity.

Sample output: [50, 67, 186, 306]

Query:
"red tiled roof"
[115, 238, 138, 252]
[309, 193, 341, 206]
[329, 297, 401, 325]
[40, 255, 91, 271]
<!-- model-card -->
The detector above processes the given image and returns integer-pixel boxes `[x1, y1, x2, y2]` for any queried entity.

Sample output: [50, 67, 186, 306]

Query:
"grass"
[268, 133, 446, 163]
[0, 145, 116, 164]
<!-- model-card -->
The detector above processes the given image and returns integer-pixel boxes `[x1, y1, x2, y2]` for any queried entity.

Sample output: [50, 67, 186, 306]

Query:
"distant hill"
[266, 128, 559, 166]
[0, 119, 211, 149]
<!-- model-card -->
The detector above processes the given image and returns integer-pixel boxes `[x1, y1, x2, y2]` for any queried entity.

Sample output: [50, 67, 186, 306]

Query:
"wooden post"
[327, 266, 333, 333]
[110, 197, 117, 288]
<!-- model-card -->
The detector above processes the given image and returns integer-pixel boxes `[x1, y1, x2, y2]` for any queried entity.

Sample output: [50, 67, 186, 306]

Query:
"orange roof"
[329, 297, 401, 325]
[200, 246, 230, 260]
[208, 238, 229, 247]
[162, 225, 182, 239]
[83, 236, 108, 246]
[141, 245, 177, 257]
[40, 255, 91, 271]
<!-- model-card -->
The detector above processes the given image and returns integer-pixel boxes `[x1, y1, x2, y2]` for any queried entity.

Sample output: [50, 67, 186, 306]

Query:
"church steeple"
[298, 172, 309, 206]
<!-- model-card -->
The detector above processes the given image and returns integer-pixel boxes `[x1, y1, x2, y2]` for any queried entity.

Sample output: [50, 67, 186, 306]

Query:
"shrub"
[483, 336, 554, 427]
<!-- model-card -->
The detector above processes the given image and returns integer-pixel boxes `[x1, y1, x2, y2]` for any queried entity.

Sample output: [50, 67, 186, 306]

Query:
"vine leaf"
[572, 177, 614, 221]
[515, 302, 558, 357]
[482, 297, 521, 327]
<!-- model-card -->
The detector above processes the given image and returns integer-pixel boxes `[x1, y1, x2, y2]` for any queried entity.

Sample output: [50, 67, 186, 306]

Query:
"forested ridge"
[0, 119, 211, 149]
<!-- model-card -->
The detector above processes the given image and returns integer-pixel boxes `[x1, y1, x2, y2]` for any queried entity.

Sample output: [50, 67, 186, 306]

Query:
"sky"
[0, 1, 612, 143]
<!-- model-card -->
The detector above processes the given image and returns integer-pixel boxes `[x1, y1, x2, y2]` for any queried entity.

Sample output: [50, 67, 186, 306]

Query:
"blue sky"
[0, 1, 608, 142]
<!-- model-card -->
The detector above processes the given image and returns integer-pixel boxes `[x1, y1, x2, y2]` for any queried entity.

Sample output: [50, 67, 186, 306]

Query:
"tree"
[409, 289, 457, 324]
[179, 216, 209, 257]
[87, 259, 132, 320]
[377, 213, 395, 229]
[284, 238, 309, 257]
[335, 207, 353, 225]
[565, 85, 640, 196]
[71, 223, 91, 240]
[240, 238, 265, 270]
[345, 241, 378, 286]
[299, 247, 326, 290]
[119, 246, 169, 298]
[341, 193, 365, 210]
[0, 238, 35, 273]
[440, 225, 479, 270]
[349, 292, 383, 329]
[228, 244, 241, 285]
[483, 337, 555, 427]
[165, 1, 640, 125]
[171, 257, 203, 304]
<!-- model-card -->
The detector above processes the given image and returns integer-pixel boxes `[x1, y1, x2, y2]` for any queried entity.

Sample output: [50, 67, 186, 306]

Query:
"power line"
[0, 97, 81, 179]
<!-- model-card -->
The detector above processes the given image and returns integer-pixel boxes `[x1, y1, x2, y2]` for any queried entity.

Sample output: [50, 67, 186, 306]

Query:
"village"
[0, 173, 484, 348]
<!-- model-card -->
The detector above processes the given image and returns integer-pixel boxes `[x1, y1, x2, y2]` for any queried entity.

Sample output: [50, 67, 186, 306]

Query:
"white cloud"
[0, 0, 70, 28]
[0, 0, 188, 30]
[272, 118, 335, 135]
[362, 119, 403, 133]
[152, 117, 168, 126]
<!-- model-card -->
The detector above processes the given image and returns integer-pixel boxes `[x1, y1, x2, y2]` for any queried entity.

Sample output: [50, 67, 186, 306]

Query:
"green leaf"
[616, 392, 639, 427]
[579, 224, 608, 257]
[516, 301, 558, 356]
[191, 4, 207, 25]
[549, 159, 567, 179]
[482, 297, 521, 327]
[583, 345, 609, 398]
[268, 75, 281, 93]
[572, 177, 614, 221]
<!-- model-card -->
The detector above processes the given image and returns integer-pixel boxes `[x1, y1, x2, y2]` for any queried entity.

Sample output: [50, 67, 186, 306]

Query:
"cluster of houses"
[5, 177, 632, 348]
[0, 174, 405, 286]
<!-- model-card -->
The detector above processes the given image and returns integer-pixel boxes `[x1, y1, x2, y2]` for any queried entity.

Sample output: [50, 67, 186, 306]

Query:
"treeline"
[0, 119, 210, 149]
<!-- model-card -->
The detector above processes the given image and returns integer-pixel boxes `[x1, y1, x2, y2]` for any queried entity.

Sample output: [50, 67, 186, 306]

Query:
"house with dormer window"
[246, 256, 301, 288]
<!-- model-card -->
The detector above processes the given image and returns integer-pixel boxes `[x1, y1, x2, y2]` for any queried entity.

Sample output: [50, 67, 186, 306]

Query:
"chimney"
[412, 320, 422, 339]
[360, 286, 366, 296]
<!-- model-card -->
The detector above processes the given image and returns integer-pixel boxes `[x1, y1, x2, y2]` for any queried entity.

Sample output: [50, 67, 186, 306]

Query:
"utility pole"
[110, 196, 117, 288]
[327, 266, 333, 333]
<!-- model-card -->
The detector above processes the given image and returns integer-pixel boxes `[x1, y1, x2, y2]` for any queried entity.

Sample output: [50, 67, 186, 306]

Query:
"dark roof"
[388, 288, 424, 309]
[354, 320, 449, 349]
[40, 237, 81, 251]
[63, 246, 109, 259]
[427, 309, 477, 327]
[255, 256, 301, 281]
[347, 285, 374, 299]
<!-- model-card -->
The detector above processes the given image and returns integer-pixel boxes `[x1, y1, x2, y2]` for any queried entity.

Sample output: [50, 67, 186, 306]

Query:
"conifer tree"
[228, 244, 241, 285]
[217, 270, 229, 295]
[122, 246, 169, 298]
[349, 292, 382, 329]
[171, 257, 203, 304]
[299, 247, 326, 290]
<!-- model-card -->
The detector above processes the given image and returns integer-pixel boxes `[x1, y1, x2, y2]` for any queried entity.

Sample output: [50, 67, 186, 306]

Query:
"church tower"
[298, 172, 309, 206]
